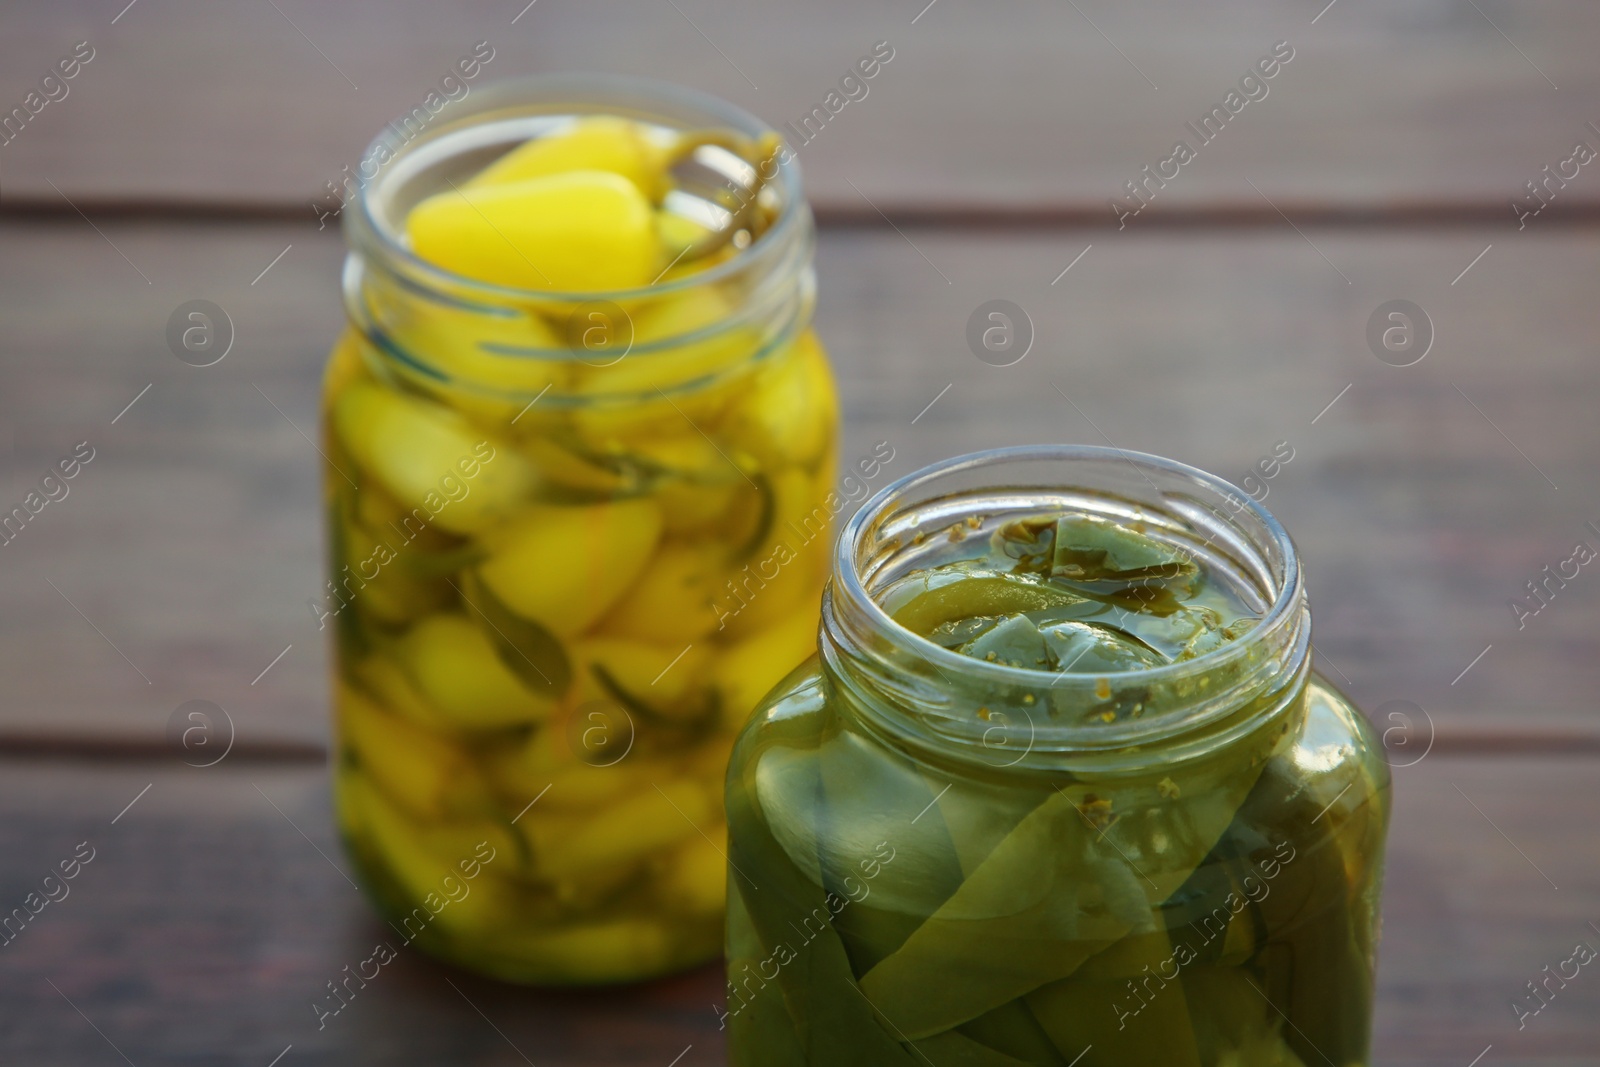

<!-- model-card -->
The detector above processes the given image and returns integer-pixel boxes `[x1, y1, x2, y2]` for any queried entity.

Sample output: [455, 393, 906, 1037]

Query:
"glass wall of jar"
[320, 76, 839, 985]
[725, 445, 1390, 1065]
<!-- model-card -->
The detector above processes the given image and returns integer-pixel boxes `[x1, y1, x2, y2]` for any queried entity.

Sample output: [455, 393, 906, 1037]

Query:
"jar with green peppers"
[320, 76, 838, 985]
[725, 445, 1391, 1066]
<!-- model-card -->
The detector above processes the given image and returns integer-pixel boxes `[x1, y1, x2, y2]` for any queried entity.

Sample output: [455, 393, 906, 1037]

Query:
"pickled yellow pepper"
[326, 108, 839, 986]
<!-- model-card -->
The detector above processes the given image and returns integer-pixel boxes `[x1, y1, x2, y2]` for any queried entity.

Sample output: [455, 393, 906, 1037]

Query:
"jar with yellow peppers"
[320, 76, 839, 985]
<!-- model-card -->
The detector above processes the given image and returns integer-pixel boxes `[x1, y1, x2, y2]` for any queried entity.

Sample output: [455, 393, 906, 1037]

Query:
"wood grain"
[0, 756, 1593, 1064]
[2, 6, 1596, 1060]
[3, 219, 1598, 746]
[0, 0, 1597, 214]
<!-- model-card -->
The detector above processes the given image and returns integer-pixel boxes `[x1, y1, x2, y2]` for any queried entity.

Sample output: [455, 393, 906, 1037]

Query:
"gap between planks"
[2, 726, 1599, 765]
[4, 197, 1600, 231]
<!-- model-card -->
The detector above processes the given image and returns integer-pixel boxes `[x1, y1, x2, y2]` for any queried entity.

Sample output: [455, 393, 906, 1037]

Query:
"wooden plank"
[1372, 756, 1600, 1064]
[0, 762, 723, 1066]
[0, 756, 1594, 1064]
[0, 0, 1598, 213]
[822, 224, 1600, 743]
[824, 222, 1600, 723]
[4, 219, 1598, 745]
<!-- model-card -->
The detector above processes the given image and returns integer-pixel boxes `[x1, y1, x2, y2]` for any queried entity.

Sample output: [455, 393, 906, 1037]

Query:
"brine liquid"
[726, 506, 1389, 1065]
[326, 322, 838, 984]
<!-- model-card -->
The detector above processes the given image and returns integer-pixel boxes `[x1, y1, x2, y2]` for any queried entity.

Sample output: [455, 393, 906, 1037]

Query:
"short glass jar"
[320, 76, 839, 984]
[725, 445, 1390, 1065]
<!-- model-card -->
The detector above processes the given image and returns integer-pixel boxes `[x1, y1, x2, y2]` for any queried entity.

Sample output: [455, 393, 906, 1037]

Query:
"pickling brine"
[321, 76, 838, 984]
[726, 446, 1390, 1065]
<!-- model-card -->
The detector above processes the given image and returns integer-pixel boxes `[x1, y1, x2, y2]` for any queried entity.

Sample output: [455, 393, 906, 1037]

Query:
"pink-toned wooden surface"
[4, 1, 1600, 1063]
[0, 756, 1593, 1065]
[1, 0, 1598, 216]
[3, 221, 1596, 745]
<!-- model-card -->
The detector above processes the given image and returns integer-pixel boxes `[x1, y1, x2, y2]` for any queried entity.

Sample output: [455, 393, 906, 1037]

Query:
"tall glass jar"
[725, 446, 1390, 1065]
[320, 76, 838, 985]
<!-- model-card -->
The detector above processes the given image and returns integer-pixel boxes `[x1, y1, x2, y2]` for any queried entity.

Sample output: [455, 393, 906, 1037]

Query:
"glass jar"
[320, 75, 838, 985]
[725, 445, 1390, 1065]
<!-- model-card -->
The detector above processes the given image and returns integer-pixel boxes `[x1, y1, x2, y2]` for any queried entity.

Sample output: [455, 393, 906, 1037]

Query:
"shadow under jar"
[725, 445, 1390, 1066]
[320, 76, 839, 985]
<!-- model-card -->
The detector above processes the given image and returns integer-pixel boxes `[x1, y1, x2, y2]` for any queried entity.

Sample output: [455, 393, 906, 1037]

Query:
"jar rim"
[343, 71, 807, 304]
[832, 441, 1305, 694]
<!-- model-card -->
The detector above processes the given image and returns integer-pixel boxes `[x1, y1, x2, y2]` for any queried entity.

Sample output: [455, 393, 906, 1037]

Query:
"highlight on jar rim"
[321, 74, 841, 987]
[815, 443, 1319, 766]
[838, 444, 1300, 682]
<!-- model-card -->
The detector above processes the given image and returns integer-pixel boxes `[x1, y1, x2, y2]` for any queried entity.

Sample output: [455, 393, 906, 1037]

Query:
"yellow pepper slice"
[323, 330, 370, 405]
[477, 498, 662, 635]
[337, 681, 490, 820]
[658, 479, 740, 536]
[571, 287, 759, 442]
[719, 330, 837, 469]
[352, 482, 461, 554]
[333, 381, 532, 534]
[656, 210, 714, 259]
[401, 613, 554, 730]
[353, 654, 453, 731]
[535, 776, 714, 879]
[571, 635, 713, 722]
[713, 600, 820, 729]
[386, 299, 568, 423]
[408, 170, 661, 292]
[517, 435, 634, 495]
[486, 726, 666, 814]
[624, 433, 745, 536]
[340, 770, 526, 934]
[335, 497, 452, 626]
[657, 831, 729, 917]
[469, 116, 671, 202]
[717, 465, 832, 639]
[596, 542, 723, 645]
[497, 918, 677, 985]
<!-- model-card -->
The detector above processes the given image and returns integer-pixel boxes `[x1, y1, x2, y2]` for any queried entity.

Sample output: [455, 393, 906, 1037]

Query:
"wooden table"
[3, 2, 1599, 1063]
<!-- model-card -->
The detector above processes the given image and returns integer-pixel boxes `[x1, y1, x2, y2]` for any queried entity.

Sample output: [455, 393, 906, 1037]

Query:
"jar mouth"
[825, 444, 1308, 757]
[344, 72, 806, 305]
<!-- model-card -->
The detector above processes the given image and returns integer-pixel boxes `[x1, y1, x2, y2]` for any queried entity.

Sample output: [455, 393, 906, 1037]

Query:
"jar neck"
[338, 74, 816, 406]
[819, 445, 1311, 777]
